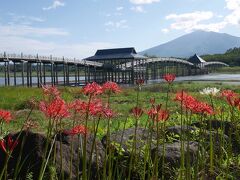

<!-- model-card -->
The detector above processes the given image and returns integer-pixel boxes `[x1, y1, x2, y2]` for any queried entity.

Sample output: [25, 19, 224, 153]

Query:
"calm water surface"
[0, 73, 240, 86]
[148, 73, 240, 85]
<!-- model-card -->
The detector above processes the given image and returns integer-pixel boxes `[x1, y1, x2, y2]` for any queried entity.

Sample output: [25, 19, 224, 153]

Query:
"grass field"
[1, 81, 240, 136]
[1, 81, 240, 179]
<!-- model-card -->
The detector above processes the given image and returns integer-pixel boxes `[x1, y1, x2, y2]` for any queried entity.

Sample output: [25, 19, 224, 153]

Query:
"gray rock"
[151, 141, 199, 167]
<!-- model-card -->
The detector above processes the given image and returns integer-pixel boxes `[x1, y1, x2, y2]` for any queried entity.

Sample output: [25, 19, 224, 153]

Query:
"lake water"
[0, 76, 85, 86]
[0, 73, 240, 86]
[148, 73, 240, 85]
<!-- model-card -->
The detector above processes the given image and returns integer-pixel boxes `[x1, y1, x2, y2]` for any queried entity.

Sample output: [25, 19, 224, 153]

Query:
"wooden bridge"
[0, 49, 228, 87]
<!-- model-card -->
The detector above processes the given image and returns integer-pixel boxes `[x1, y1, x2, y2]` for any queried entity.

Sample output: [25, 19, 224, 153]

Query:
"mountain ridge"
[141, 31, 240, 58]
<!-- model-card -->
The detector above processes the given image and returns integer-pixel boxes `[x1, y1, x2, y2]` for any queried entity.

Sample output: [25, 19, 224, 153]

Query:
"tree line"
[202, 47, 240, 66]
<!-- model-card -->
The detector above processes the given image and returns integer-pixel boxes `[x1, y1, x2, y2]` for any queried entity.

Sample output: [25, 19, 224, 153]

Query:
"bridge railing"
[0, 52, 103, 67]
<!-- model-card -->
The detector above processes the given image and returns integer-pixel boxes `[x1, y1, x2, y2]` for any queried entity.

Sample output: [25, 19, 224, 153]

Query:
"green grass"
[212, 66, 240, 74]
[1, 81, 240, 135]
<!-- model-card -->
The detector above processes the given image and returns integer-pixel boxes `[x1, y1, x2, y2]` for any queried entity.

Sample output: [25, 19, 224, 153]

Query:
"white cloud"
[129, 0, 160, 4]
[225, 0, 240, 11]
[131, 6, 146, 13]
[0, 21, 115, 59]
[0, 36, 117, 59]
[164, 0, 240, 33]
[166, 11, 213, 23]
[105, 20, 128, 31]
[43, 0, 65, 11]
[116, 7, 124, 11]
[224, 0, 240, 25]
[0, 24, 69, 37]
[7, 13, 44, 26]
[161, 28, 169, 33]
[165, 11, 228, 32]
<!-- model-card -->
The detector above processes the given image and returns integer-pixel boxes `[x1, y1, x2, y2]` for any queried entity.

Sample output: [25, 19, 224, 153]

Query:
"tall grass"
[0, 81, 240, 179]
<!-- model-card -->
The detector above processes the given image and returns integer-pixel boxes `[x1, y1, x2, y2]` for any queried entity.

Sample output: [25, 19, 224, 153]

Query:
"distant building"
[84, 47, 147, 84]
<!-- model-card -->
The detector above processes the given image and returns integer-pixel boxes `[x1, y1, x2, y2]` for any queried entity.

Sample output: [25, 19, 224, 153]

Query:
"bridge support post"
[39, 62, 42, 86]
[77, 65, 80, 85]
[30, 63, 32, 87]
[43, 63, 46, 85]
[21, 61, 24, 86]
[13, 62, 17, 86]
[55, 64, 58, 85]
[51, 63, 54, 86]
[26, 62, 29, 87]
[93, 66, 97, 83]
[87, 66, 90, 83]
[7, 61, 10, 86]
[4, 62, 7, 86]
[37, 62, 40, 88]
[63, 63, 66, 86]
[67, 64, 70, 86]
[75, 64, 78, 86]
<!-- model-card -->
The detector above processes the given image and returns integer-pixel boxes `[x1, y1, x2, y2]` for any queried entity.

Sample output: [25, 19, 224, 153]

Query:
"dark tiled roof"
[188, 54, 206, 64]
[85, 47, 147, 61]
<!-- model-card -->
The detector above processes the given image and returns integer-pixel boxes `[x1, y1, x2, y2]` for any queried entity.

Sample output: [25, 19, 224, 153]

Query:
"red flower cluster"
[0, 109, 12, 123]
[163, 74, 176, 83]
[221, 90, 240, 108]
[131, 107, 143, 119]
[82, 82, 103, 96]
[102, 107, 114, 119]
[66, 125, 87, 136]
[102, 81, 121, 94]
[0, 136, 18, 154]
[39, 86, 69, 120]
[42, 85, 60, 98]
[69, 99, 114, 118]
[175, 91, 213, 115]
[40, 98, 70, 120]
[147, 103, 169, 122]
[136, 79, 144, 85]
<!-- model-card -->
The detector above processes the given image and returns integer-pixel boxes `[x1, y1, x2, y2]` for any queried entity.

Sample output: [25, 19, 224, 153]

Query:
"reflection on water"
[1, 73, 240, 86]
[148, 73, 240, 85]
[0, 76, 85, 86]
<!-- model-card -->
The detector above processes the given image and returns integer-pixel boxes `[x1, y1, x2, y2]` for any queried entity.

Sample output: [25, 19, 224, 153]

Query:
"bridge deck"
[0, 53, 103, 67]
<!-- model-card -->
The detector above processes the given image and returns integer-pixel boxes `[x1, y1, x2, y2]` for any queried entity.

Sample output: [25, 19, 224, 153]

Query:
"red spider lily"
[102, 81, 121, 94]
[131, 107, 143, 119]
[175, 91, 213, 115]
[157, 110, 169, 122]
[39, 97, 70, 120]
[226, 96, 240, 108]
[89, 99, 104, 116]
[174, 91, 190, 102]
[163, 74, 176, 83]
[136, 79, 144, 85]
[221, 90, 237, 99]
[66, 125, 87, 136]
[147, 108, 158, 120]
[193, 101, 214, 115]
[69, 99, 88, 114]
[42, 85, 60, 98]
[147, 104, 162, 120]
[221, 90, 240, 108]
[149, 98, 155, 105]
[102, 108, 114, 119]
[69, 99, 112, 117]
[0, 136, 18, 154]
[82, 82, 103, 96]
[0, 109, 12, 123]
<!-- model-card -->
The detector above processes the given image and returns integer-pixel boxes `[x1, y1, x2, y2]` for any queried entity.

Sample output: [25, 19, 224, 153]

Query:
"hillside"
[202, 47, 240, 66]
[141, 31, 240, 58]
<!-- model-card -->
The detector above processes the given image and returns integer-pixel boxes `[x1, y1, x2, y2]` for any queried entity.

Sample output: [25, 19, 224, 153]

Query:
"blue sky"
[0, 0, 239, 58]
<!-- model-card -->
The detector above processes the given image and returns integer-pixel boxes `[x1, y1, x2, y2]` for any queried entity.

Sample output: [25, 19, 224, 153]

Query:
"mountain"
[141, 31, 240, 58]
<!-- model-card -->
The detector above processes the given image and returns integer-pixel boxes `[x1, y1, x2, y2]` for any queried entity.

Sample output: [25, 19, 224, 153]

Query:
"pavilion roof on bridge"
[85, 47, 147, 61]
[188, 54, 206, 64]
